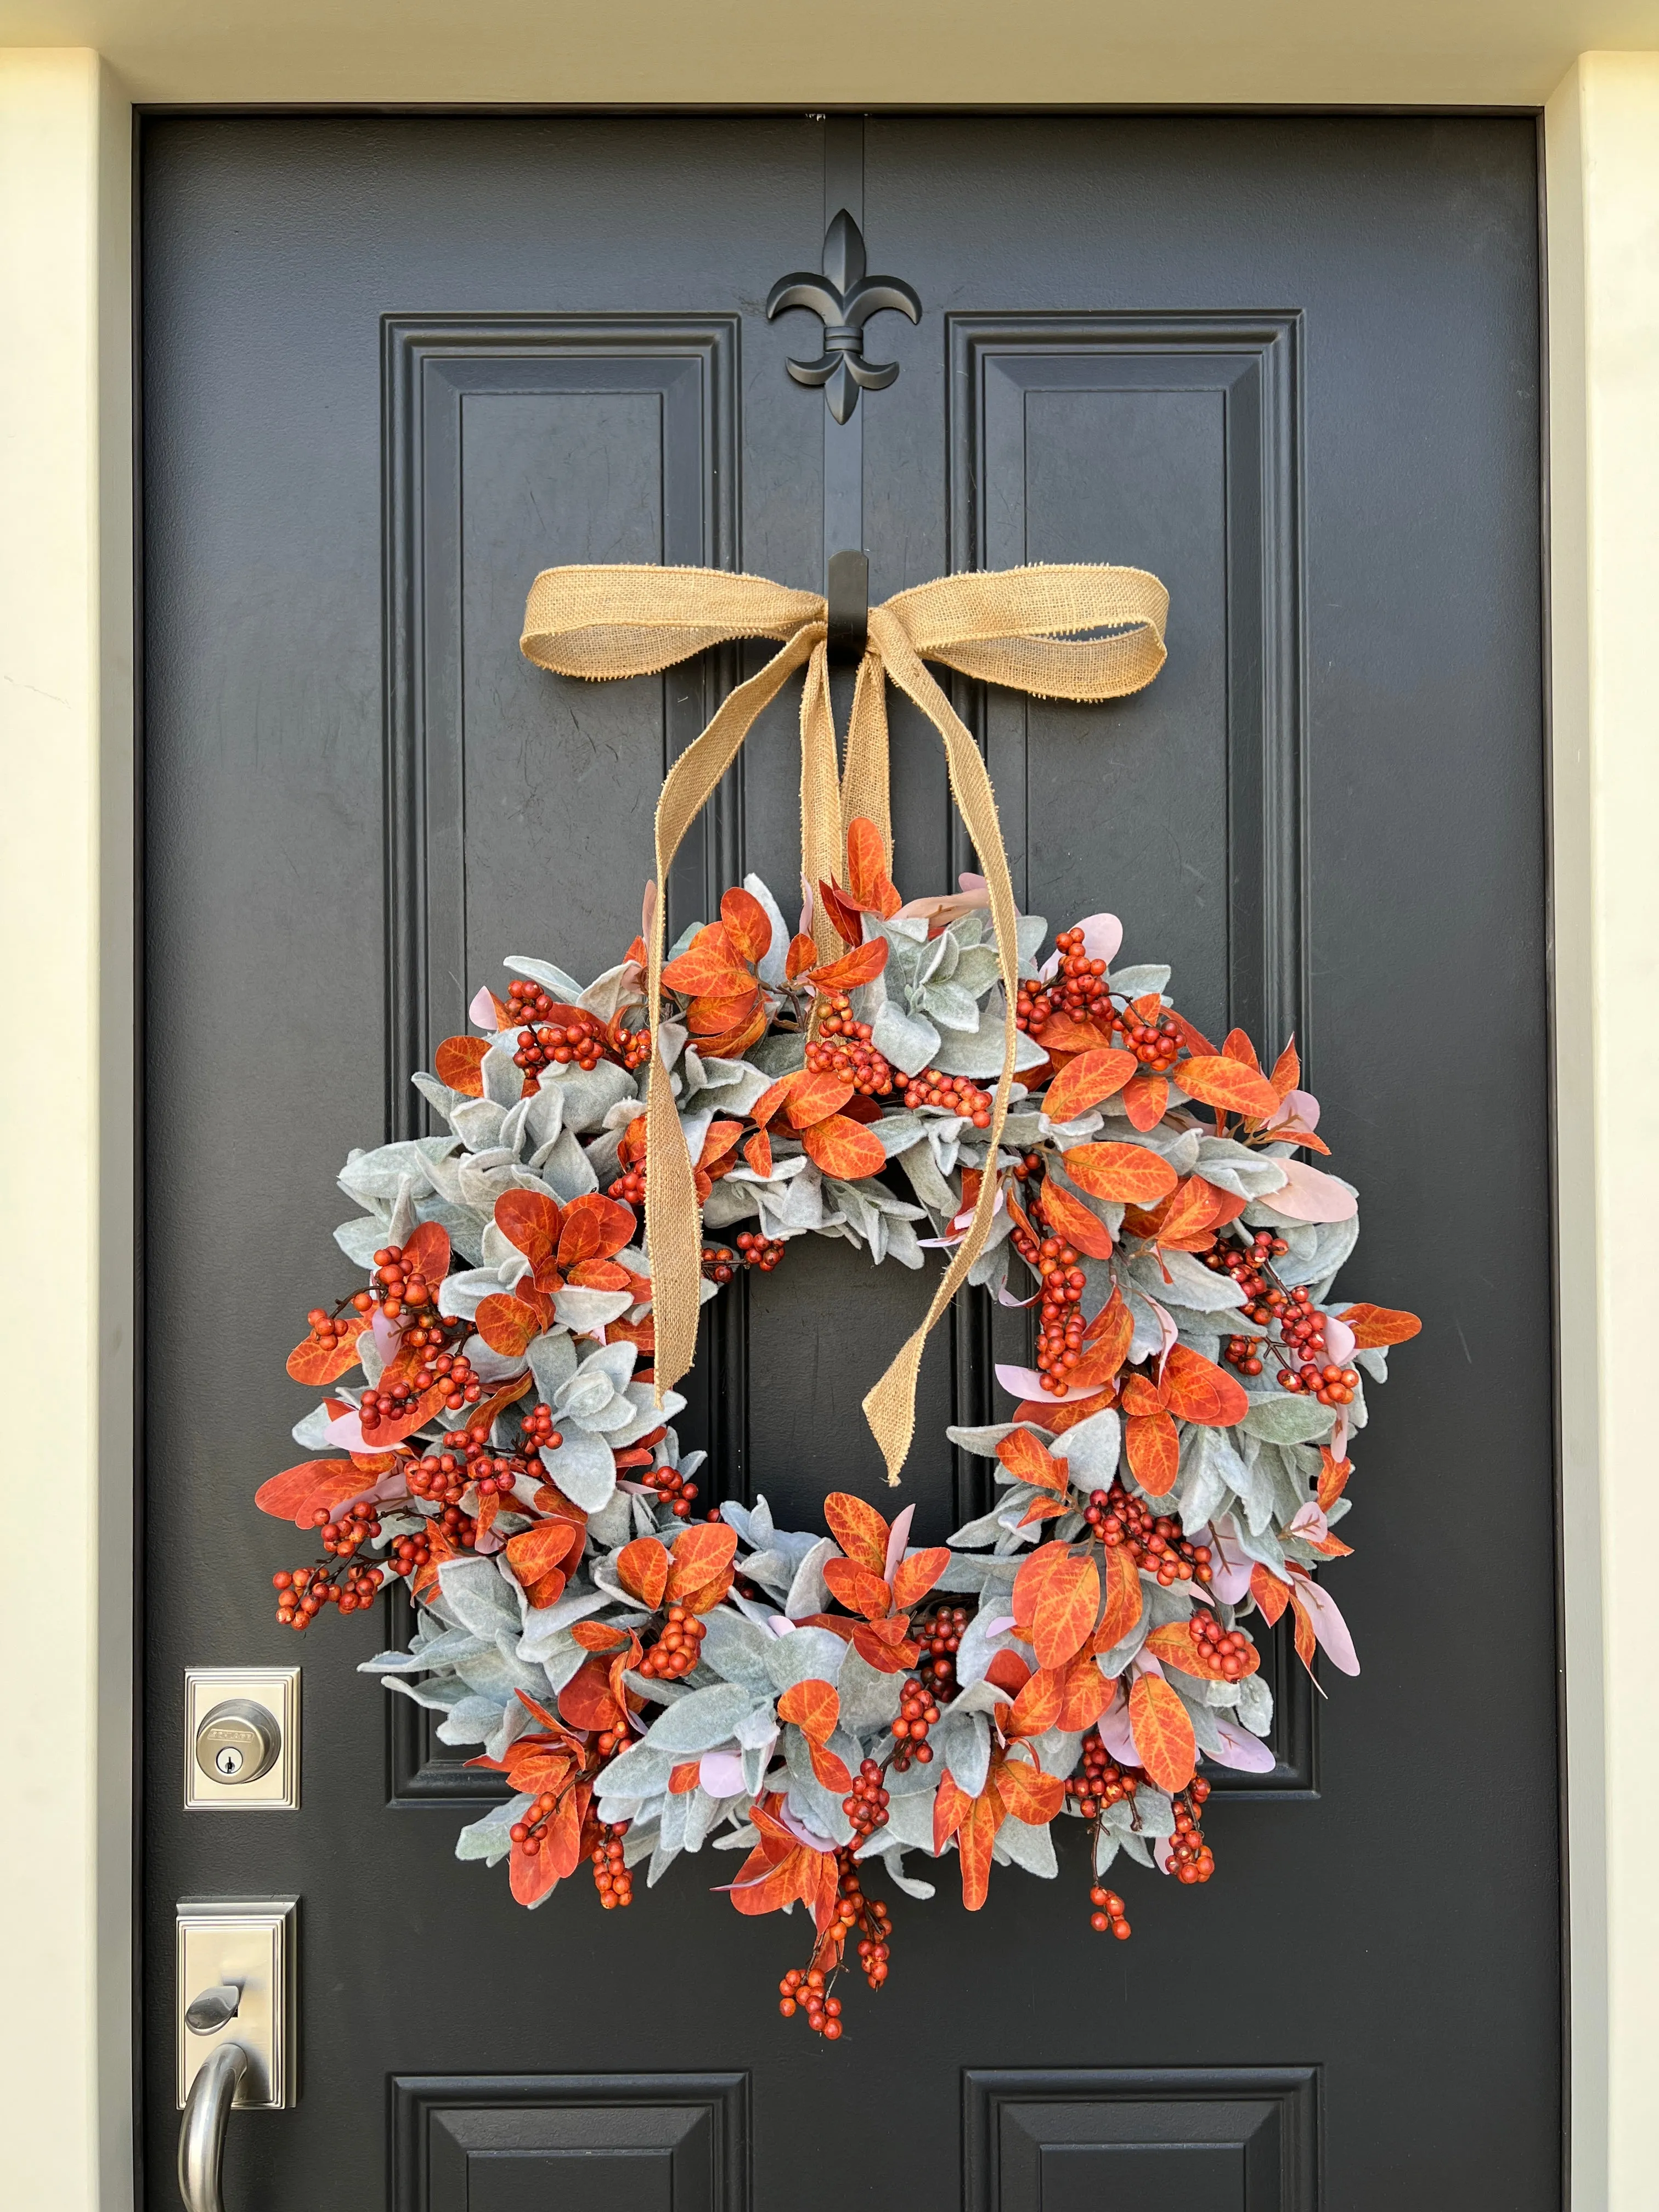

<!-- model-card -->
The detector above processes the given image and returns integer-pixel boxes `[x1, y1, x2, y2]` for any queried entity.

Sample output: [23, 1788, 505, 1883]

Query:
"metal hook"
[826, 550, 868, 665]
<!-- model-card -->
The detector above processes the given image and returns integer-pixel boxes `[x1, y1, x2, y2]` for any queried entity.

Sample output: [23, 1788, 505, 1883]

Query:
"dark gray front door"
[143, 111, 1557, 2212]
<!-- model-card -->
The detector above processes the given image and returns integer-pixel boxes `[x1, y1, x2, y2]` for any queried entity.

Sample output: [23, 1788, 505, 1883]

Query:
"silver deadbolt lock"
[194, 1700, 280, 1786]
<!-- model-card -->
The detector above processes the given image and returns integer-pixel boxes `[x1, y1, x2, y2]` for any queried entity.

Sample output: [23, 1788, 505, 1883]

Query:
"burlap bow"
[520, 562, 1169, 1482]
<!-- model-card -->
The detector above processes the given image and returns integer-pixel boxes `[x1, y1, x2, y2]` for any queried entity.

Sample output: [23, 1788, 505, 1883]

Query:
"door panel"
[143, 112, 1554, 2212]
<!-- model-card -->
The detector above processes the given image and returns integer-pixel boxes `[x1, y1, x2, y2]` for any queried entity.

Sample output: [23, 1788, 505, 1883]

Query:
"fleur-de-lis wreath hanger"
[766, 208, 922, 423]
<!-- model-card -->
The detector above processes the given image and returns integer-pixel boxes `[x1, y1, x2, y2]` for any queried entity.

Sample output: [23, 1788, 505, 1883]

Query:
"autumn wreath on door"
[257, 561, 1417, 2036]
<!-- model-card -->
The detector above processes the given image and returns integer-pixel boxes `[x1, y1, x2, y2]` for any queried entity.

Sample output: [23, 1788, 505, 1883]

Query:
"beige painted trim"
[0, 46, 136, 2212]
[1546, 53, 1659, 2211]
[0, 37, 1653, 2211]
[3, 0, 1659, 106]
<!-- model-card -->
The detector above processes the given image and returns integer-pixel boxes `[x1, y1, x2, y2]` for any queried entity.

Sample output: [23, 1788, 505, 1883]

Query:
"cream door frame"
[1, 36, 1654, 2212]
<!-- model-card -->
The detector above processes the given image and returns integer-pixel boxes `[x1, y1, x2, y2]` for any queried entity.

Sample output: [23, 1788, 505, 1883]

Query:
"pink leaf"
[1323, 1312, 1356, 1364]
[1207, 1719, 1278, 1773]
[1096, 1687, 1138, 1764]
[996, 1362, 1110, 1405]
[698, 1750, 746, 1798]
[1208, 1515, 1253, 1605]
[1153, 1832, 1176, 1874]
[468, 983, 498, 1028]
[1040, 911, 1122, 981]
[883, 1504, 916, 1588]
[1285, 1502, 1331, 1544]
[1265, 1087, 1321, 1132]
[1292, 1573, 1360, 1675]
[1147, 1295, 1180, 1379]
[1268, 1158, 1358, 1223]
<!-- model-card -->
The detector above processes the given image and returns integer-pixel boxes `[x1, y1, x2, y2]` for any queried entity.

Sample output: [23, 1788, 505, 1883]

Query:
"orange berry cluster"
[701, 1231, 785, 1285]
[637, 1462, 702, 1521]
[1065, 1730, 1142, 1819]
[913, 1602, 970, 1703]
[777, 1853, 893, 2035]
[1090, 1884, 1132, 1939]
[1013, 1214, 1086, 1392]
[889, 1677, 939, 1772]
[271, 1559, 382, 1629]
[1015, 926, 1113, 1036]
[364, 1243, 431, 1322]
[902, 1067, 991, 1127]
[843, 1757, 890, 1838]
[1084, 1482, 1214, 1588]
[313, 1497, 380, 1557]
[636, 1603, 705, 1679]
[408, 1424, 496, 1507]
[1169, 1778, 1215, 1883]
[806, 992, 895, 1096]
[411, 1348, 481, 1411]
[1114, 1005, 1180, 1070]
[1189, 1608, 1255, 1681]
[590, 1821, 634, 1909]
[302, 1306, 357, 1353]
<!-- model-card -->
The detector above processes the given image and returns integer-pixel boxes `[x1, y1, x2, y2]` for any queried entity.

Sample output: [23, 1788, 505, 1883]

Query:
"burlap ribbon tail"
[520, 562, 1169, 1482]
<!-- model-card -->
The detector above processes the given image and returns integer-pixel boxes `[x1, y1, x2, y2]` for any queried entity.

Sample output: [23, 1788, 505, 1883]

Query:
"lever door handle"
[178, 2040, 250, 2212]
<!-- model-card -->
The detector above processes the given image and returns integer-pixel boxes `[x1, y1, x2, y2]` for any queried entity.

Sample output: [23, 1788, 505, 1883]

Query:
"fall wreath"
[258, 810, 1419, 2035]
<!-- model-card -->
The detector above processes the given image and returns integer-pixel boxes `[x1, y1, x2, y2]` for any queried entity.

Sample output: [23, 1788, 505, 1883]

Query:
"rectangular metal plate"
[184, 1666, 300, 1809]
[176, 1898, 298, 2109]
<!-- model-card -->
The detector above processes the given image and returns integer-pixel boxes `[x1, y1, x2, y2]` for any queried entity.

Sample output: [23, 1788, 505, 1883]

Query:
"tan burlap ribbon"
[521, 562, 1169, 1482]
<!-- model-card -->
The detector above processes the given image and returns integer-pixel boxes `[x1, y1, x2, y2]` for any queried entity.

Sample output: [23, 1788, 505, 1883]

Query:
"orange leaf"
[1063, 1142, 1180, 1206]
[808, 1739, 854, 1792]
[1035, 1177, 1118, 1260]
[996, 1425, 1068, 1495]
[1153, 1175, 1224, 1252]
[557, 1658, 626, 1734]
[1338, 1302, 1423, 1348]
[824, 1491, 890, 1575]
[1128, 1672, 1197, 1793]
[777, 1677, 840, 1745]
[692, 996, 770, 1061]
[663, 1520, 738, 1604]
[743, 1127, 773, 1176]
[1121, 1073, 1170, 1130]
[1032, 1012, 1118, 1056]
[403, 1220, 452, 1288]
[669, 1759, 702, 1795]
[850, 1617, 919, 1672]
[1291, 1589, 1319, 1674]
[504, 1520, 583, 1590]
[956, 1791, 1002, 1911]
[661, 921, 751, 1000]
[720, 885, 773, 965]
[991, 1751, 1065, 1826]
[816, 878, 865, 947]
[1221, 1026, 1262, 1071]
[509, 1785, 585, 1905]
[800, 1111, 887, 1179]
[572, 1619, 633, 1652]
[785, 932, 819, 981]
[686, 983, 763, 1037]
[1317, 1447, 1352, 1512]
[806, 936, 889, 992]
[285, 1318, 368, 1387]
[1269, 1035, 1301, 1097]
[434, 1034, 489, 1097]
[567, 1257, 631, 1291]
[891, 1547, 950, 1610]
[254, 1458, 368, 1526]
[1250, 1562, 1291, 1624]
[785, 1070, 857, 1128]
[1119, 1373, 1163, 1416]
[822, 1556, 893, 1621]
[1007, 1665, 1064, 1740]
[1082, 1286, 1135, 1368]
[1013, 1547, 1101, 1670]
[1160, 1344, 1250, 1427]
[933, 1768, 975, 1852]
[1093, 1538, 1144, 1652]
[494, 1189, 564, 1288]
[1054, 1651, 1111, 1730]
[698, 1119, 746, 1172]
[1042, 1047, 1138, 1121]
[523, 1566, 568, 1611]
[845, 816, 901, 917]
[985, 1647, 1032, 1697]
[474, 1291, 552, 1360]
[750, 1071, 799, 1127]
[615, 1535, 670, 1609]
[1176, 1054, 1282, 1120]
[557, 1194, 637, 1269]
[1125, 1409, 1180, 1496]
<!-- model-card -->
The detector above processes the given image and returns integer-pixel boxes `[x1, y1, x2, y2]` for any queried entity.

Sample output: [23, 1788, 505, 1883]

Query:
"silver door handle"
[178, 2039, 250, 2212]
